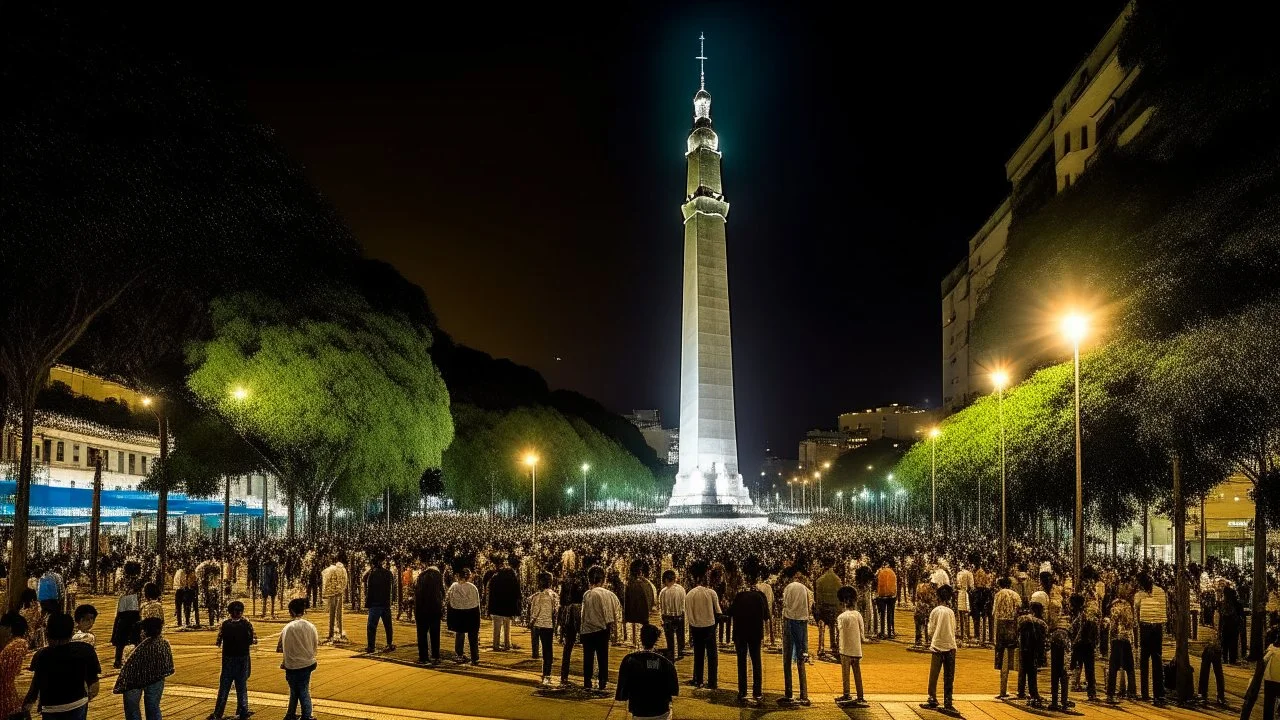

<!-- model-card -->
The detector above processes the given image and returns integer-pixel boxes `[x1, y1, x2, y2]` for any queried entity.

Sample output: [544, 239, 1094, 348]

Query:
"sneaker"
[685, 679, 702, 687]
[1152, 698, 1167, 708]
[736, 695, 749, 704]
[777, 697, 797, 707]
[365, 647, 376, 653]
[996, 693, 1009, 700]
[797, 698, 811, 706]
[920, 700, 939, 709]
[834, 694, 852, 703]
[852, 699, 870, 708]
[386, 644, 396, 652]
[753, 695, 765, 703]
[1047, 703, 1060, 711]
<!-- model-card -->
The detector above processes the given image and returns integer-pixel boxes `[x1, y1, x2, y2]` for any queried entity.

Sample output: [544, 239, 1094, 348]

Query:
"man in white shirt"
[779, 566, 811, 707]
[321, 556, 349, 643]
[922, 584, 958, 712]
[684, 560, 721, 689]
[277, 598, 319, 720]
[658, 569, 687, 660]
[580, 565, 621, 692]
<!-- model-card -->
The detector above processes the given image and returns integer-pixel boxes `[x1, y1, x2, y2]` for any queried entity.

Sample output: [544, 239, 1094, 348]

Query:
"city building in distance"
[623, 409, 679, 466]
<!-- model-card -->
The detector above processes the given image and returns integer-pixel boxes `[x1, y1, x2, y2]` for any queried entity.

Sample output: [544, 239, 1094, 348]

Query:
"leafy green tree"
[187, 292, 453, 538]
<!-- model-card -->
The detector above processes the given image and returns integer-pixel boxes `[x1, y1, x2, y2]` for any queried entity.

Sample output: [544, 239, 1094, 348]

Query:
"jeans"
[214, 656, 251, 719]
[1107, 637, 1135, 698]
[559, 629, 577, 683]
[1198, 644, 1224, 701]
[690, 624, 717, 687]
[662, 615, 685, 656]
[928, 650, 955, 706]
[123, 678, 165, 720]
[455, 627, 479, 662]
[1221, 615, 1240, 663]
[735, 638, 762, 698]
[366, 605, 392, 651]
[1020, 649, 1040, 698]
[1263, 680, 1278, 720]
[782, 618, 809, 699]
[327, 594, 344, 638]
[841, 655, 864, 699]
[876, 597, 896, 635]
[1139, 622, 1164, 699]
[581, 629, 609, 689]
[534, 627, 554, 677]
[416, 613, 441, 662]
[1050, 644, 1068, 706]
[285, 665, 314, 719]
[1072, 644, 1096, 697]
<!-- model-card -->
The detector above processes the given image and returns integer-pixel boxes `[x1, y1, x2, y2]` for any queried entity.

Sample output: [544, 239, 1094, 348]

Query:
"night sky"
[179, 2, 1123, 473]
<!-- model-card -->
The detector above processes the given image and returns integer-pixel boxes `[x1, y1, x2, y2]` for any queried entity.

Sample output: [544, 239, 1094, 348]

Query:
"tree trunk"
[286, 487, 296, 539]
[1248, 451, 1267, 661]
[90, 455, 103, 593]
[1111, 523, 1117, 560]
[1172, 455, 1193, 703]
[152, 413, 170, 593]
[223, 474, 231, 559]
[306, 496, 322, 540]
[6, 393, 36, 612]
[1142, 503, 1149, 563]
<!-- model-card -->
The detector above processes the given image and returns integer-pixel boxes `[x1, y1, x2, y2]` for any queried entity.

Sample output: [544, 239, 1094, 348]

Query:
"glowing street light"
[232, 387, 249, 401]
[1062, 312, 1088, 582]
[929, 426, 941, 532]
[524, 453, 539, 546]
[581, 462, 590, 513]
[992, 369, 1010, 570]
[813, 470, 822, 511]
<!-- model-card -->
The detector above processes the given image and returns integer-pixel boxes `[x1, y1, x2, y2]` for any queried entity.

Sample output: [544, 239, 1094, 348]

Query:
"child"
[835, 585, 868, 707]
[1018, 602, 1048, 707]
[141, 582, 166, 623]
[72, 604, 99, 644]
[214, 601, 257, 720]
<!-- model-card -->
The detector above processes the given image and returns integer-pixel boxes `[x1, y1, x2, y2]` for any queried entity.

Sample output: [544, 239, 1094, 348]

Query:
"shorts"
[817, 604, 839, 627]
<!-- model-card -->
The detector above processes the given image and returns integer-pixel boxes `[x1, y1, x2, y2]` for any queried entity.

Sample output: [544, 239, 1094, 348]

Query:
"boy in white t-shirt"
[835, 586, 868, 707]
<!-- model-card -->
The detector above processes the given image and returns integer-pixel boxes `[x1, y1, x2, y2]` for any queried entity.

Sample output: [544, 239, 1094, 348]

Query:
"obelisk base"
[658, 470, 768, 528]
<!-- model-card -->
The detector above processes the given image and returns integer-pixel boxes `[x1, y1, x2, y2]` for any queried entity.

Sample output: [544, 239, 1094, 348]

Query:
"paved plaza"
[45, 593, 1268, 720]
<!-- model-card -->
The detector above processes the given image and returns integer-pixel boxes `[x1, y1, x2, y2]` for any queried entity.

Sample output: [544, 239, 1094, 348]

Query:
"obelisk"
[660, 34, 766, 526]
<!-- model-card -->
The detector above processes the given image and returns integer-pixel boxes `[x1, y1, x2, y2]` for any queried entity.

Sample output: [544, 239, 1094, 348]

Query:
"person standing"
[1134, 572, 1167, 707]
[114, 617, 174, 720]
[921, 584, 958, 713]
[730, 566, 769, 704]
[1260, 629, 1278, 720]
[213, 601, 257, 720]
[528, 571, 559, 686]
[684, 560, 721, 690]
[993, 576, 1021, 699]
[876, 560, 898, 639]
[624, 563, 655, 650]
[835, 586, 868, 707]
[615, 625, 679, 720]
[1068, 593, 1098, 702]
[658, 569, 686, 660]
[276, 598, 318, 720]
[487, 556, 521, 652]
[1105, 597, 1136, 703]
[260, 557, 279, 620]
[172, 565, 187, 628]
[814, 560, 841, 659]
[778, 566, 812, 707]
[23, 613, 102, 720]
[111, 574, 142, 668]
[414, 563, 445, 665]
[580, 565, 621, 692]
[0, 613, 30, 720]
[320, 555, 348, 644]
[446, 568, 481, 665]
[1018, 602, 1048, 707]
[364, 554, 395, 654]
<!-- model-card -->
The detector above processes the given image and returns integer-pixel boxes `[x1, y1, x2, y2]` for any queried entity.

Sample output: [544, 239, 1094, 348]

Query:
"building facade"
[941, 3, 1149, 414]
[838, 404, 939, 443]
[623, 409, 679, 466]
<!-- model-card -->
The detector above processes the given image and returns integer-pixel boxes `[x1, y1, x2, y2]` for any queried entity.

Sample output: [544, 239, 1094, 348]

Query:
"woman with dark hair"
[1220, 585, 1243, 665]
[111, 570, 143, 668]
[0, 612, 30, 719]
[114, 617, 173, 720]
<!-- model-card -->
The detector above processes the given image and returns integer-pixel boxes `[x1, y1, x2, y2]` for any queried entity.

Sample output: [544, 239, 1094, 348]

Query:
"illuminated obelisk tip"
[696, 32, 707, 91]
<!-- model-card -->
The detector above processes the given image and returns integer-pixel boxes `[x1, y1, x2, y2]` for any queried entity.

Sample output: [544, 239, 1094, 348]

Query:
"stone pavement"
[46, 595, 1267, 720]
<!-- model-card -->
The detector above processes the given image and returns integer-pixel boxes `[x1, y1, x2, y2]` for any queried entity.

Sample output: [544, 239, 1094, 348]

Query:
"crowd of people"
[3, 511, 1279, 720]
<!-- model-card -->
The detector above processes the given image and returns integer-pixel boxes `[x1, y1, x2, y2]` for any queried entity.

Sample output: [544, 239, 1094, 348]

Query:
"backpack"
[37, 573, 59, 601]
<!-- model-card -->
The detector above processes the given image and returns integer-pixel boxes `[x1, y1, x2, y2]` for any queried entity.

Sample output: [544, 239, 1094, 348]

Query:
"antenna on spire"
[696, 32, 707, 90]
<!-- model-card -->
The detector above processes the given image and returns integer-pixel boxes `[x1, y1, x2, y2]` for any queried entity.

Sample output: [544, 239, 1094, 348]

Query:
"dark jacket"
[487, 567, 522, 617]
[730, 588, 769, 645]
[415, 567, 445, 616]
[624, 577, 655, 624]
[366, 567, 393, 608]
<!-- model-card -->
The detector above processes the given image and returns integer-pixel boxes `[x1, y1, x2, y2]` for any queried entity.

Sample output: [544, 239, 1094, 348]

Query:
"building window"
[118, 452, 125, 473]
[56, 441, 65, 462]
[141, 455, 148, 474]
[1063, 132, 1072, 153]
[1081, 125, 1088, 149]
[129, 453, 136, 475]
[73, 444, 80, 463]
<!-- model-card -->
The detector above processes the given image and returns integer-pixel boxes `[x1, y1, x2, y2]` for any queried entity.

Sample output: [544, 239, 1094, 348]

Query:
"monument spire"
[696, 32, 707, 91]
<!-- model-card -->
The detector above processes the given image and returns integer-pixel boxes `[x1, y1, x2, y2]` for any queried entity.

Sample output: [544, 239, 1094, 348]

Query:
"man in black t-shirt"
[24, 613, 103, 720]
[615, 624, 679, 720]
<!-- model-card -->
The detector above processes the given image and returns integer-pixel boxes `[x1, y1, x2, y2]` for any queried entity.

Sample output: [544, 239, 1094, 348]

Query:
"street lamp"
[836, 490, 844, 515]
[813, 471, 822, 511]
[801, 480, 808, 513]
[992, 369, 1010, 571]
[1061, 312, 1088, 583]
[789, 479, 795, 509]
[524, 453, 539, 546]
[928, 427, 941, 532]
[581, 463, 590, 513]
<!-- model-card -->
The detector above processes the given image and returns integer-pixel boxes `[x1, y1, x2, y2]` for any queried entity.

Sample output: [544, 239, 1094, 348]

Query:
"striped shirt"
[1136, 585, 1168, 625]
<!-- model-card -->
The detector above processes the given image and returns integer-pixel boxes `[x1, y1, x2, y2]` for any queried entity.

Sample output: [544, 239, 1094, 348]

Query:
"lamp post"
[789, 479, 795, 510]
[836, 490, 844, 515]
[813, 471, 822, 512]
[581, 463, 590, 513]
[928, 427, 941, 532]
[801, 480, 808, 513]
[1062, 313, 1088, 583]
[524, 453, 539, 547]
[992, 370, 1010, 571]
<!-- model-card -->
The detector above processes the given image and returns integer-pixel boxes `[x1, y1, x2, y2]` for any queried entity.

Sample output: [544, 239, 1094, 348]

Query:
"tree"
[186, 291, 453, 538]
